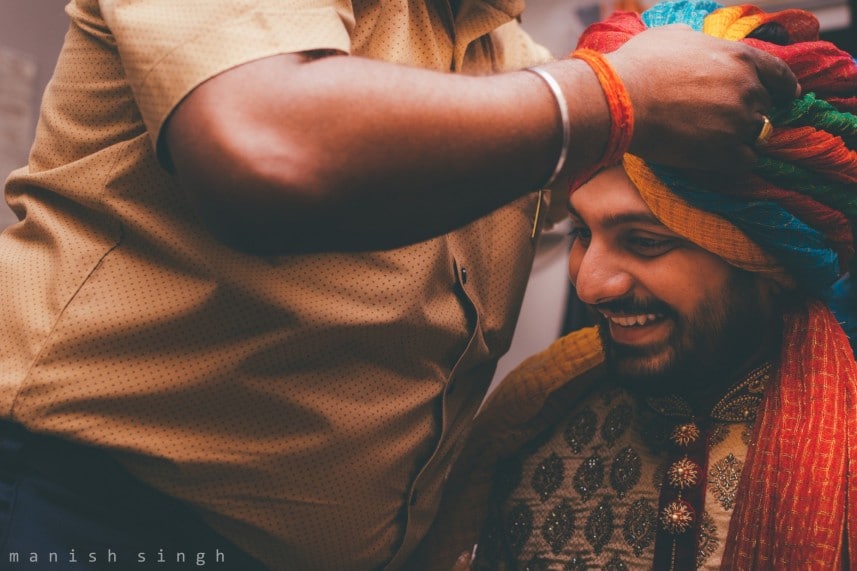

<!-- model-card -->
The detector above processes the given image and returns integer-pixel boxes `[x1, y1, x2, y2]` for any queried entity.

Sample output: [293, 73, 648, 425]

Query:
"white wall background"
[0, 0, 69, 227]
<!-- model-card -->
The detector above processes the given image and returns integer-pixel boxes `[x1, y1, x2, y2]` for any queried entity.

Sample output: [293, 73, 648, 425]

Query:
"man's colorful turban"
[576, 3, 857, 569]
[576, 0, 857, 296]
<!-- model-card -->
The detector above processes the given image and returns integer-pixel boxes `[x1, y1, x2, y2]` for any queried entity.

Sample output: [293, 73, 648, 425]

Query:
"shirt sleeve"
[490, 19, 554, 71]
[99, 0, 355, 148]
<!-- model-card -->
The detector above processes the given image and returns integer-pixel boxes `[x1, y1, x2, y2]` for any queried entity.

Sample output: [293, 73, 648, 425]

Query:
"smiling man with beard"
[568, 165, 781, 402]
[409, 2, 857, 569]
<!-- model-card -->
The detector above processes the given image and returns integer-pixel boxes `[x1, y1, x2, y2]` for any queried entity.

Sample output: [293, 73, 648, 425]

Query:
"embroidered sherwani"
[475, 364, 773, 570]
[410, 315, 856, 571]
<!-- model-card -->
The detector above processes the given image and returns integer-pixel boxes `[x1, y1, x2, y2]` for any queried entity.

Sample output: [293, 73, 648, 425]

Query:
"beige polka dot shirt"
[0, 0, 551, 569]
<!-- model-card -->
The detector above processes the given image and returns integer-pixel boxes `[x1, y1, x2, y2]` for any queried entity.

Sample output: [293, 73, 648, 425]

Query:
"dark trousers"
[0, 421, 268, 570]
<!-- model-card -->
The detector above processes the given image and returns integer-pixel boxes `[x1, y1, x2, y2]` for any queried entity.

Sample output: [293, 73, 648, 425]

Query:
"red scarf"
[723, 301, 857, 569]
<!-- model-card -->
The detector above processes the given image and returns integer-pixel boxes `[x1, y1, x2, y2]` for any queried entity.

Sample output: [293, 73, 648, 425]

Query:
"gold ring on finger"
[755, 115, 774, 146]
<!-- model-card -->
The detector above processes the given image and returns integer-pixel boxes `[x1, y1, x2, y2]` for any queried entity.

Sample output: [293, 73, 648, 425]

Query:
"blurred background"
[0, 0, 854, 387]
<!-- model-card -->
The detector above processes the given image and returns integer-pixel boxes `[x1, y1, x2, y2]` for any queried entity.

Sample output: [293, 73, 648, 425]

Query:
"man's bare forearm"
[165, 53, 606, 253]
[164, 28, 797, 254]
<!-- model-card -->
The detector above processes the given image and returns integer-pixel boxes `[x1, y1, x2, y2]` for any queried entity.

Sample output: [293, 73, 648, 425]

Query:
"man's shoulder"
[476, 327, 605, 437]
[488, 327, 604, 406]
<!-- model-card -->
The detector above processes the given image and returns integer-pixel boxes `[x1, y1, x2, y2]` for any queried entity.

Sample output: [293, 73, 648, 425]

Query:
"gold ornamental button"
[670, 422, 701, 447]
[660, 500, 696, 535]
[667, 457, 701, 490]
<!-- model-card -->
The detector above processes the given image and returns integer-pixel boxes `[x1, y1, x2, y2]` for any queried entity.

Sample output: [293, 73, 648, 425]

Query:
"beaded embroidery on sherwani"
[478, 364, 772, 570]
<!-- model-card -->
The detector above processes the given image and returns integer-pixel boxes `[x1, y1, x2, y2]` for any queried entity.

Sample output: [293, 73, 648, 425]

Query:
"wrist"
[532, 59, 612, 193]
[568, 48, 635, 192]
[523, 67, 571, 189]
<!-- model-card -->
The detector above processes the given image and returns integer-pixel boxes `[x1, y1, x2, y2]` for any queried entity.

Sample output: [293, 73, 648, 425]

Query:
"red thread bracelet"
[571, 48, 635, 187]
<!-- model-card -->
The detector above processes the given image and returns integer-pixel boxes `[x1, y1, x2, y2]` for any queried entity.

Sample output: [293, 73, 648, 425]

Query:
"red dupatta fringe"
[722, 301, 857, 569]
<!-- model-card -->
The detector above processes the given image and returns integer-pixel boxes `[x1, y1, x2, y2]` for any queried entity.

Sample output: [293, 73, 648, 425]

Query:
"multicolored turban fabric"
[576, 3, 857, 569]
[576, 0, 857, 296]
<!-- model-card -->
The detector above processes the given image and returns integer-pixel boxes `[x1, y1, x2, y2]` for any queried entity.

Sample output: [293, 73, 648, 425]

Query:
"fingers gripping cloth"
[575, 2, 857, 569]
[575, 0, 857, 297]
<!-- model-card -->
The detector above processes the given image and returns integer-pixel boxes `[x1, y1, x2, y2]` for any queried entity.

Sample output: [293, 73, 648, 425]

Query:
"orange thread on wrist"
[570, 48, 635, 191]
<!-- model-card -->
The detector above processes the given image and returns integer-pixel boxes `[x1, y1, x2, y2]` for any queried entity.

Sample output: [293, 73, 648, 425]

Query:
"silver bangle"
[524, 66, 571, 189]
